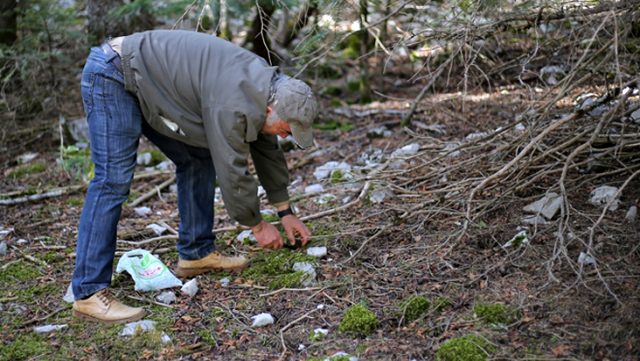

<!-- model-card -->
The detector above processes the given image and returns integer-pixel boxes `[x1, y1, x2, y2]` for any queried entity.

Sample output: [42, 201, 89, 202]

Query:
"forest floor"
[1, 68, 639, 361]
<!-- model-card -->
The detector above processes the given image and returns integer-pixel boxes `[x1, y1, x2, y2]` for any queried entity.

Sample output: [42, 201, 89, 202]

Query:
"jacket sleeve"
[202, 107, 262, 227]
[250, 134, 290, 205]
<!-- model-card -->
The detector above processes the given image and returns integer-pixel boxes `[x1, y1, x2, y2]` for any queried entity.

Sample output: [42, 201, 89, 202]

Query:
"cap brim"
[289, 122, 314, 149]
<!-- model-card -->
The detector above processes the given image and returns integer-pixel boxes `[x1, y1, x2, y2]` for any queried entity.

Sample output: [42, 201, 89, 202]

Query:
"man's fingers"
[285, 228, 296, 245]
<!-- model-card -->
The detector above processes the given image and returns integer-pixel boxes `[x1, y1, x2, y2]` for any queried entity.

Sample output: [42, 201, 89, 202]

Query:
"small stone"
[540, 65, 565, 85]
[325, 352, 358, 361]
[161, 333, 171, 344]
[219, 277, 231, 287]
[578, 252, 596, 266]
[521, 215, 548, 225]
[257, 186, 266, 197]
[0, 226, 14, 240]
[236, 230, 256, 243]
[145, 223, 167, 236]
[317, 304, 325, 310]
[307, 246, 327, 258]
[391, 143, 420, 157]
[630, 109, 640, 123]
[464, 132, 489, 141]
[305, 184, 324, 194]
[120, 320, 156, 336]
[367, 126, 392, 138]
[134, 206, 152, 216]
[136, 152, 152, 166]
[625, 206, 637, 223]
[370, 188, 393, 203]
[298, 344, 306, 351]
[314, 161, 352, 180]
[293, 262, 317, 287]
[16, 239, 28, 245]
[169, 184, 178, 193]
[155, 160, 172, 171]
[503, 230, 529, 248]
[33, 324, 67, 333]
[251, 313, 275, 327]
[17, 152, 39, 164]
[589, 185, 620, 211]
[442, 142, 461, 158]
[315, 194, 336, 205]
[514, 123, 526, 132]
[63, 283, 75, 303]
[314, 328, 329, 336]
[156, 291, 176, 304]
[181, 278, 198, 297]
[523, 192, 562, 220]
[0, 241, 7, 256]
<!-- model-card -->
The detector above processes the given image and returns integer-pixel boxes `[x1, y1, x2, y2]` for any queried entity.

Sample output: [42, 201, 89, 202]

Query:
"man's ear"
[266, 106, 273, 117]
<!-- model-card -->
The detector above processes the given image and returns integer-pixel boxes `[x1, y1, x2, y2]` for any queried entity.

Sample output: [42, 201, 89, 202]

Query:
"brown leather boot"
[175, 251, 249, 277]
[72, 289, 145, 324]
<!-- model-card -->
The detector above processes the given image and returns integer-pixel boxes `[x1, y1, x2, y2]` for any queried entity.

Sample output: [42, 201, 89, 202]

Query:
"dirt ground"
[1, 69, 640, 361]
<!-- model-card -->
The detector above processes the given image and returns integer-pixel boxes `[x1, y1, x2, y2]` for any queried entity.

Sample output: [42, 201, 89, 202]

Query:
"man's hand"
[252, 220, 283, 249]
[281, 215, 311, 247]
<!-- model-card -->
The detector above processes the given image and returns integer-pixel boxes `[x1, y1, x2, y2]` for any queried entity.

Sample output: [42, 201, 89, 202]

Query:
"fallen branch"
[128, 175, 176, 207]
[0, 184, 84, 206]
[259, 287, 322, 297]
[278, 308, 319, 361]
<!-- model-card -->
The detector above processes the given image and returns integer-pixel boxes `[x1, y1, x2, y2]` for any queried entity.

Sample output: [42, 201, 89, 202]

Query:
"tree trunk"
[279, 1, 317, 48]
[86, 0, 156, 45]
[0, 0, 17, 46]
[358, 0, 371, 102]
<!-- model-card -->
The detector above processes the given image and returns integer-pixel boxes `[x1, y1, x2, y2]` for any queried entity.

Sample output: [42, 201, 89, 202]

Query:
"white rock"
[442, 142, 461, 158]
[257, 185, 266, 197]
[589, 185, 620, 211]
[155, 160, 172, 171]
[181, 278, 198, 297]
[16, 239, 28, 245]
[63, 283, 75, 303]
[391, 143, 420, 157]
[293, 262, 317, 287]
[33, 324, 67, 333]
[134, 206, 152, 216]
[169, 184, 178, 193]
[625, 206, 637, 223]
[307, 246, 327, 258]
[0, 226, 14, 240]
[540, 65, 565, 85]
[119, 320, 156, 336]
[370, 188, 393, 203]
[630, 109, 640, 123]
[305, 184, 324, 194]
[146, 223, 167, 236]
[156, 291, 177, 304]
[315, 194, 336, 205]
[136, 152, 152, 166]
[578, 251, 596, 265]
[367, 126, 392, 138]
[251, 313, 275, 327]
[219, 277, 231, 287]
[503, 230, 529, 248]
[314, 328, 329, 336]
[298, 344, 306, 351]
[521, 215, 548, 225]
[325, 352, 358, 361]
[236, 230, 256, 243]
[464, 132, 489, 141]
[514, 123, 526, 132]
[316, 304, 325, 310]
[0, 241, 7, 256]
[17, 152, 39, 164]
[523, 192, 562, 220]
[161, 333, 171, 344]
[314, 161, 352, 180]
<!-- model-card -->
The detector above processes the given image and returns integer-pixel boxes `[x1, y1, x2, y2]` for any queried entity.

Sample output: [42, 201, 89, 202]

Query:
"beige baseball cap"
[272, 75, 318, 149]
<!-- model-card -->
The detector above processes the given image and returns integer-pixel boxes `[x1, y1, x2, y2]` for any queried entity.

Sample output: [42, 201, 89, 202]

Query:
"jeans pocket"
[80, 72, 95, 116]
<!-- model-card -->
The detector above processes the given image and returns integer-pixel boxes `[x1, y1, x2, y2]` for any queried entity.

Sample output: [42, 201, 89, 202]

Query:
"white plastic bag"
[116, 249, 182, 291]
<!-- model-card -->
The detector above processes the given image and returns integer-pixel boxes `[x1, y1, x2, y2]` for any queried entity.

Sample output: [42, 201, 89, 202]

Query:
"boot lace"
[95, 289, 112, 307]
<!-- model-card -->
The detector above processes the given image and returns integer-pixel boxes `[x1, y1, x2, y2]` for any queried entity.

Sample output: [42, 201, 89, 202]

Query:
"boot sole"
[174, 264, 248, 278]
[72, 309, 146, 325]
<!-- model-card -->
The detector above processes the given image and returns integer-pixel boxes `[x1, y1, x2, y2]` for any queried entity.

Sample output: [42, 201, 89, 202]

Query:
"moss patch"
[242, 249, 315, 289]
[399, 295, 430, 322]
[8, 162, 47, 179]
[473, 303, 518, 325]
[339, 304, 378, 337]
[0, 261, 41, 283]
[436, 334, 495, 361]
[2, 333, 49, 360]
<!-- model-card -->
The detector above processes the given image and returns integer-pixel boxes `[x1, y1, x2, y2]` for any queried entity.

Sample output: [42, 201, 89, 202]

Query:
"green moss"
[339, 304, 378, 337]
[324, 85, 343, 96]
[242, 249, 315, 288]
[42, 251, 64, 263]
[66, 196, 84, 206]
[148, 149, 167, 165]
[198, 329, 217, 347]
[433, 297, 453, 312]
[262, 212, 279, 223]
[308, 328, 328, 342]
[330, 169, 344, 184]
[436, 334, 495, 361]
[313, 119, 339, 130]
[268, 271, 305, 290]
[2, 333, 49, 360]
[0, 261, 40, 283]
[399, 295, 430, 322]
[8, 162, 47, 178]
[473, 303, 518, 325]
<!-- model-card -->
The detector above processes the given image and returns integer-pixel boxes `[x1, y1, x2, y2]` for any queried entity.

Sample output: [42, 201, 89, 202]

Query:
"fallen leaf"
[551, 344, 571, 357]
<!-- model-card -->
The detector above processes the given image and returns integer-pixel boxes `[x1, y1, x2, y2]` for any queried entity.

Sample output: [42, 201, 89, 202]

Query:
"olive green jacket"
[120, 30, 288, 227]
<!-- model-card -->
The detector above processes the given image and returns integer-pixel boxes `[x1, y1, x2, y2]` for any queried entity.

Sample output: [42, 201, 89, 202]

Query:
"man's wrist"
[277, 207, 294, 218]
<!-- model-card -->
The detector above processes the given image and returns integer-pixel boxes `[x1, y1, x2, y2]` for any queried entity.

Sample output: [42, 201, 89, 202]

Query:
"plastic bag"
[115, 249, 182, 291]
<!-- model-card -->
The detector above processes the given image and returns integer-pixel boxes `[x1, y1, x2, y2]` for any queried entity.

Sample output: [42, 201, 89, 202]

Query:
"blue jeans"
[72, 47, 216, 300]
